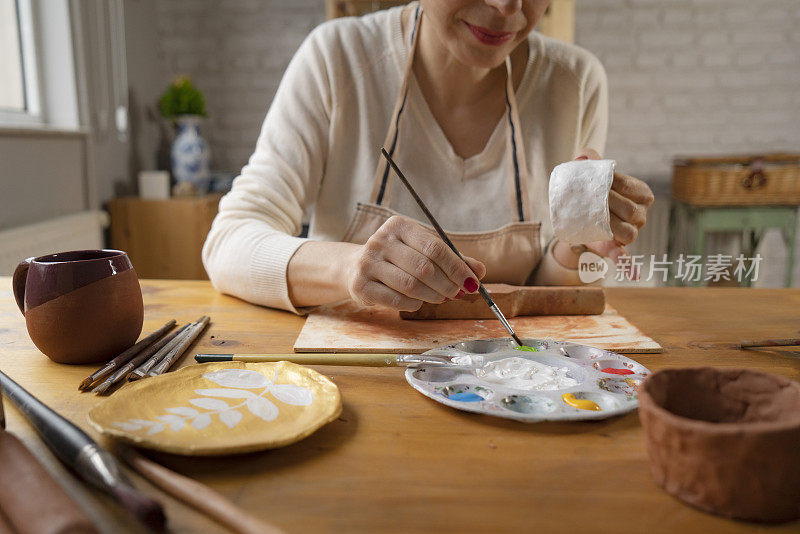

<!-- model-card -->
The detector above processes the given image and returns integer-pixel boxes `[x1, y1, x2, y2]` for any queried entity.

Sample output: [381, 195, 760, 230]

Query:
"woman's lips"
[464, 21, 514, 46]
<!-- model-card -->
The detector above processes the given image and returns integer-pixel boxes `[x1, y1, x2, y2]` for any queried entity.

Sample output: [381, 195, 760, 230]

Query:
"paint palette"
[404, 338, 650, 422]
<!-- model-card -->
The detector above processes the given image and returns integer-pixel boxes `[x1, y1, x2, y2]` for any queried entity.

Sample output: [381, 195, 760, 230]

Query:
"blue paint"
[446, 392, 484, 402]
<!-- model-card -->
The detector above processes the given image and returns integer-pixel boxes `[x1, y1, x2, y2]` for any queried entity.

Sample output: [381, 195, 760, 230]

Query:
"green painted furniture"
[667, 201, 798, 287]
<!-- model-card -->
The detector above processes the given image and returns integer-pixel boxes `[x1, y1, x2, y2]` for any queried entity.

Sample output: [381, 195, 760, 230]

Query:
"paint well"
[561, 393, 602, 411]
[601, 367, 635, 375]
[439, 384, 490, 403]
[447, 392, 484, 402]
[452, 355, 578, 391]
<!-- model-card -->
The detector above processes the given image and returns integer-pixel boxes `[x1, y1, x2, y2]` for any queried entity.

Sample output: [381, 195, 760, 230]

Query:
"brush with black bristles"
[0, 370, 166, 532]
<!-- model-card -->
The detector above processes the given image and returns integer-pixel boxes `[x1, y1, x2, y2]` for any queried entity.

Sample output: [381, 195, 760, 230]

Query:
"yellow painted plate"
[88, 362, 342, 455]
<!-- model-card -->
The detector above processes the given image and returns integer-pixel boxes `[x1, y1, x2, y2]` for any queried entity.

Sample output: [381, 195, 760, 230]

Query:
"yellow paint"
[561, 393, 601, 411]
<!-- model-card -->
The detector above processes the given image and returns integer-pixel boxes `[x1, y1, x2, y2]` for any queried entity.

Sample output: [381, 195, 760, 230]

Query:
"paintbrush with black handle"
[380, 148, 524, 347]
[0, 370, 166, 532]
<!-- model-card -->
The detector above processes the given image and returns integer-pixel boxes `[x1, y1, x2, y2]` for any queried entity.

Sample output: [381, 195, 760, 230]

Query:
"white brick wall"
[575, 0, 800, 183]
[155, 0, 326, 171]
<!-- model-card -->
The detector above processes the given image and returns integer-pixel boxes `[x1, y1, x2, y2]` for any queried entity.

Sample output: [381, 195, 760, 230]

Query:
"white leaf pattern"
[130, 419, 156, 426]
[192, 413, 212, 430]
[109, 367, 324, 434]
[166, 407, 199, 416]
[190, 398, 230, 410]
[246, 397, 279, 421]
[194, 388, 256, 399]
[218, 409, 243, 428]
[269, 384, 314, 406]
[156, 415, 186, 431]
[203, 369, 271, 388]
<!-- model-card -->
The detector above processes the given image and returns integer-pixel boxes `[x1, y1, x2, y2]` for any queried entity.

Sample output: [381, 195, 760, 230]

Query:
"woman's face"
[420, 0, 550, 68]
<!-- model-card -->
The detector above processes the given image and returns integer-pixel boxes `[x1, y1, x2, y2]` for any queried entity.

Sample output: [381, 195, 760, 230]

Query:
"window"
[0, 0, 41, 126]
[0, 0, 24, 110]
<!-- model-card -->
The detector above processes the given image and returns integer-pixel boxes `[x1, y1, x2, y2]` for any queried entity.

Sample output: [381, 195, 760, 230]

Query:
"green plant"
[158, 75, 207, 119]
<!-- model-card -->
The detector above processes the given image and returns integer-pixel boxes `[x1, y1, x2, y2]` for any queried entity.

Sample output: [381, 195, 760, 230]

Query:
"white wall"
[575, 0, 800, 184]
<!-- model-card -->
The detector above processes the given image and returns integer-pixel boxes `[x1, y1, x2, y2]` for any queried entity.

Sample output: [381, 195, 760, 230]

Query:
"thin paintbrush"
[120, 447, 283, 534]
[197, 353, 405, 366]
[739, 338, 800, 349]
[380, 148, 524, 346]
[79, 319, 177, 390]
[149, 316, 210, 377]
[92, 326, 186, 394]
[0, 371, 166, 531]
[195, 353, 476, 369]
[130, 321, 197, 380]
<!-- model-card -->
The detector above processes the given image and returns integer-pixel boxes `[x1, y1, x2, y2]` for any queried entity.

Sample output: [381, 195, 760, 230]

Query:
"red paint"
[464, 278, 479, 293]
[601, 367, 635, 375]
[464, 22, 514, 46]
[456, 290, 465, 299]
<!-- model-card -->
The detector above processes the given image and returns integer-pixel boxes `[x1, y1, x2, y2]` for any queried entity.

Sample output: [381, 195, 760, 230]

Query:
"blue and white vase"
[171, 115, 210, 193]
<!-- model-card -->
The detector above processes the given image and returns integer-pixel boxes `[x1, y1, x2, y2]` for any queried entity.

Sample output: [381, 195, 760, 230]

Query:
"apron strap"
[504, 55, 531, 222]
[371, 5, 421, 205]
[371, 5, 532, 223]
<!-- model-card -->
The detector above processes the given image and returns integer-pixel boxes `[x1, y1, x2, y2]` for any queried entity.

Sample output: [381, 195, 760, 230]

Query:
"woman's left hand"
[577, 148, 655, 270]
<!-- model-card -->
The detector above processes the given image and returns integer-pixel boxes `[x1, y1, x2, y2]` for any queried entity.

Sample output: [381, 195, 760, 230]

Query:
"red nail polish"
[456, 290, 465, 299]
[464, 278, 479, 293]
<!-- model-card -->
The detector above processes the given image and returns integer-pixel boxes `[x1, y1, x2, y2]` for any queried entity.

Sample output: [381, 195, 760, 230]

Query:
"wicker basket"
[672, 154, 800, 206]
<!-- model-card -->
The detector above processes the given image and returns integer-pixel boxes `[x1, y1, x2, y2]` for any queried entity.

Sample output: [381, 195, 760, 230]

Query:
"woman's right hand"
[346, 216, 486, 312]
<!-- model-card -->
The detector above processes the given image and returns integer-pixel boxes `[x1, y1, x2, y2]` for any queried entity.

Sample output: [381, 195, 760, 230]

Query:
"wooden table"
[1, 278, 799, 533]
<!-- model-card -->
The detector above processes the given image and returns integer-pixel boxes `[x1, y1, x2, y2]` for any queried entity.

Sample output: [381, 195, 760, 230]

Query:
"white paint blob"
[451, 355, 578, 391]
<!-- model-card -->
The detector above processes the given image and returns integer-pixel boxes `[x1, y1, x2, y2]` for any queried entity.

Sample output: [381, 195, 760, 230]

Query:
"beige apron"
[341, 6, 542, 285]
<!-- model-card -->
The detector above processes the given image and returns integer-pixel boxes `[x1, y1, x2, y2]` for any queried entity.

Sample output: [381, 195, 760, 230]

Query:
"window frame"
[0, 0, 43, 127]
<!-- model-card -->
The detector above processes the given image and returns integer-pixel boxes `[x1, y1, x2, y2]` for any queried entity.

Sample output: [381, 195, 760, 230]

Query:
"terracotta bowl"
[639, 367, 800, 523]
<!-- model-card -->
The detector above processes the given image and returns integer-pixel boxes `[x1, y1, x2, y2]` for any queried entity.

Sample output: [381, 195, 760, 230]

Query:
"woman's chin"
[454, 45, 512, 69]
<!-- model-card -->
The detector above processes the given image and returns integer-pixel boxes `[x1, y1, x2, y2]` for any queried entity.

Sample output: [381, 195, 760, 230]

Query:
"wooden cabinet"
[108, 195, 221, 280]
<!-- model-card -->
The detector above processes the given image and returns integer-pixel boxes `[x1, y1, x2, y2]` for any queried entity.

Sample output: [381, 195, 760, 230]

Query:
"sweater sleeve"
[531, 239, 582, 286]
[202, 26, 333, 313]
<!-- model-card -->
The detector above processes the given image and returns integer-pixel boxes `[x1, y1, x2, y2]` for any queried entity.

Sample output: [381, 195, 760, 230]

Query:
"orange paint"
[561, 393, 601, 411]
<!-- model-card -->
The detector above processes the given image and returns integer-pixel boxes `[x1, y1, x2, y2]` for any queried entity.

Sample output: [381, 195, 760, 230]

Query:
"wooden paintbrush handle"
[120, 448, 283, 534]
[739, 338, 800, 348]
[196, 353, 399, 366]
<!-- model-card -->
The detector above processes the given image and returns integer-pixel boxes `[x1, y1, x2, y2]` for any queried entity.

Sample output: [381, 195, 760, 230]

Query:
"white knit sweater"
[202, 5, 608, 313]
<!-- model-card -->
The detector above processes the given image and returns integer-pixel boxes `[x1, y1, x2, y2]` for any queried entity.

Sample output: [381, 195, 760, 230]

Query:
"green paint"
[514, 345, 538, 352]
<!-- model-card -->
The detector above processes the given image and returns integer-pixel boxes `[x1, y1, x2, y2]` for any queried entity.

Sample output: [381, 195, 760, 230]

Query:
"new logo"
[578, 251, 609, 284]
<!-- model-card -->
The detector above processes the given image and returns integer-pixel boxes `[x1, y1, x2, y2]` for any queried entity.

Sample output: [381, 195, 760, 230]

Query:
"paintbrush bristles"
[78, 320, 177, 391]
[109, 482, 167, 532]
[92, 327, 185, 395]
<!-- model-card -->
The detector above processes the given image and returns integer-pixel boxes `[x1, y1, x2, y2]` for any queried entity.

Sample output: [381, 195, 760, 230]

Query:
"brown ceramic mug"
[13, 250, 144, 364]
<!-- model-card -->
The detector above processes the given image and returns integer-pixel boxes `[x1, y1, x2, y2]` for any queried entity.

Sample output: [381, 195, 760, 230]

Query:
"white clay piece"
[549, 159, 616, 244]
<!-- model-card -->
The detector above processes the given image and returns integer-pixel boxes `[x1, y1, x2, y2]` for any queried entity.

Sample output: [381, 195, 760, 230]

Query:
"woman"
[202, 0, 654, 313]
